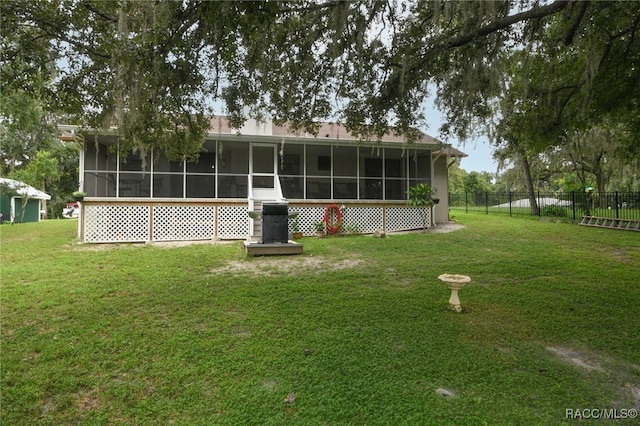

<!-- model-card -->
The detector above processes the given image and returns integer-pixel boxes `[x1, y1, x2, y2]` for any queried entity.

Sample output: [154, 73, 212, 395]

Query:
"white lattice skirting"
[81, 202, 431, 243]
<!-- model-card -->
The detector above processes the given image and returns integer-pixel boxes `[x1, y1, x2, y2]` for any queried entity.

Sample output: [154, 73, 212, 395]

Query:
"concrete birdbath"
[438, 274, 471, 312]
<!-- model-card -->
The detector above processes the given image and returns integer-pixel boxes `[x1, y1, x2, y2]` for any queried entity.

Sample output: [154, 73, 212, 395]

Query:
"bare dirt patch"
[425, 222, 466, 234]
[547, 345, 640, 408]
[387, 222, 465, 235]
[547, 346, 606, 372]
[210, 254, 363, 277]
[76, 390, 101, 412]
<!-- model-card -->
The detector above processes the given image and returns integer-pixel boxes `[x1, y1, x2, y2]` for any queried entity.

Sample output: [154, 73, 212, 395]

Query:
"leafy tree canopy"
[2, 1, 638, 161]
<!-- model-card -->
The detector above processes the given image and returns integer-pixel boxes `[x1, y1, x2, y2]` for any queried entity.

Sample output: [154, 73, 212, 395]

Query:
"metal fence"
[449, 191, 640, 221]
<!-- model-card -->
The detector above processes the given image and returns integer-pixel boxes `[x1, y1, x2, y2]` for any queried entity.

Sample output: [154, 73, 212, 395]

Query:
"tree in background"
[462, 172, 492, 206]
[1, 0, 80, 216]
[489, 1, 639, 201]
[4, 142, 80, 219]
[447, 162, 466, 194]
[1, 89, 79, 218]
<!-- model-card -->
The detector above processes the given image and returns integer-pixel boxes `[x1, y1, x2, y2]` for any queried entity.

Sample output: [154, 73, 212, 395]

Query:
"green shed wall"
[0, 196, 41, 223]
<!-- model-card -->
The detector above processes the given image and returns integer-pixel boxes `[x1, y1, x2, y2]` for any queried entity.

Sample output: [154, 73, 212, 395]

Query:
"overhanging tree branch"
[441, 0, 570, 50]
[563, 1, 590, 45]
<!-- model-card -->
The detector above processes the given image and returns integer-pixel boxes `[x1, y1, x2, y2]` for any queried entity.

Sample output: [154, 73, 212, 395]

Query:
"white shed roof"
[0, 178, 51, 200]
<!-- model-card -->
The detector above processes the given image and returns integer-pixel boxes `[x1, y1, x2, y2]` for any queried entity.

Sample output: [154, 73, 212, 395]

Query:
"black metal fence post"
[485, 191, 489, 215]
[615, 191, 619, 219]
[571, 191, 576, 221]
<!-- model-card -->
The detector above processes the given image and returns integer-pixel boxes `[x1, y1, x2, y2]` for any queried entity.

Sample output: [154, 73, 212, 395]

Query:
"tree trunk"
[40, 182, 48, 219]
[520, 150, 539, 215]
[592, 152, 610, 208]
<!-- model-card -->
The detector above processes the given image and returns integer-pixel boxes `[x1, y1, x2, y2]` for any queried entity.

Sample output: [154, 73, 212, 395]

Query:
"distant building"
[0, 178, 51, 223]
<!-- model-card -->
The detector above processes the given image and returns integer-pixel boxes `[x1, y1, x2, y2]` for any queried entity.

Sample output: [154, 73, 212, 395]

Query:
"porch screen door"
[250, 144, 277, 200]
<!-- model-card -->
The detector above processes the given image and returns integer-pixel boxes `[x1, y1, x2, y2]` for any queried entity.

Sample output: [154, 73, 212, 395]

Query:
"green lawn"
[2, 215, 639, 425]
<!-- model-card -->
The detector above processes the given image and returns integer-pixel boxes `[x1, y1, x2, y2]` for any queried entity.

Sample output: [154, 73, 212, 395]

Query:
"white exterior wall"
[432, 156, 450, 224]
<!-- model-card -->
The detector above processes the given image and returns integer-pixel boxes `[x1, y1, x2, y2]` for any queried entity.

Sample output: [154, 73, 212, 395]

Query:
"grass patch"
[2, 216, 639, 425]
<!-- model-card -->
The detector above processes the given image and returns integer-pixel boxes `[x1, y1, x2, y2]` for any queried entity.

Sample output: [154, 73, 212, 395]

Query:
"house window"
[384, 148, 406, 200]
[186, 175, 215, 198]
[185, 141, 216, 198]
[306, 145, 331, 176]
[117, 150, 151, 197]
[317, 156, 331, 171]
[280, 176, 304, 198]
[218, 175, 247, 198]
[278, 143, 304, 199]
[153, 174, 183, 198]
[83, 139, 117, 197]
[409, 150, 431, 179]
[119, 173, 150, 197]
[219, 141, 248, 174]
[186, 152, 215, 173]
[306, 177, 331, 199]
[218, 141, 248, 198]
[334, 178, 357, 199]
[333, 146, 357, 177]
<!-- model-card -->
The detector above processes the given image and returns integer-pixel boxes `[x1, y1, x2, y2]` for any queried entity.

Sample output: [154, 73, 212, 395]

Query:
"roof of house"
[208, 116, 466, 157]
[59, 116, 467, 157]
[209, 116, 440, 143]
[435, 146, 467, 158]
[0, 178, 51, 200]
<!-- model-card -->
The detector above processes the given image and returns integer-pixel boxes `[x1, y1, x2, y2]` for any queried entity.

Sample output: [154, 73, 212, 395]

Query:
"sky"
[422, 95, 499, 175]
[452, 138, 498, 175]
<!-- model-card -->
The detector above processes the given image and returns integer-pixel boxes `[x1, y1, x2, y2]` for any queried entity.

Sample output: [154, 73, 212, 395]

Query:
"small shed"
[0, 178, 51, 223]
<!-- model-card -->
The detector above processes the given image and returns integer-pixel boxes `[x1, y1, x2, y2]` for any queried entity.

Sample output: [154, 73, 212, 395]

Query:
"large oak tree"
[2, 1, 638, 164]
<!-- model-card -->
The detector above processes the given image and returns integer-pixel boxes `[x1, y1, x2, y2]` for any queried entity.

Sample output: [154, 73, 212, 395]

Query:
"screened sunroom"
[64, 118, 464, 243]
[81, 137, 433, 201]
